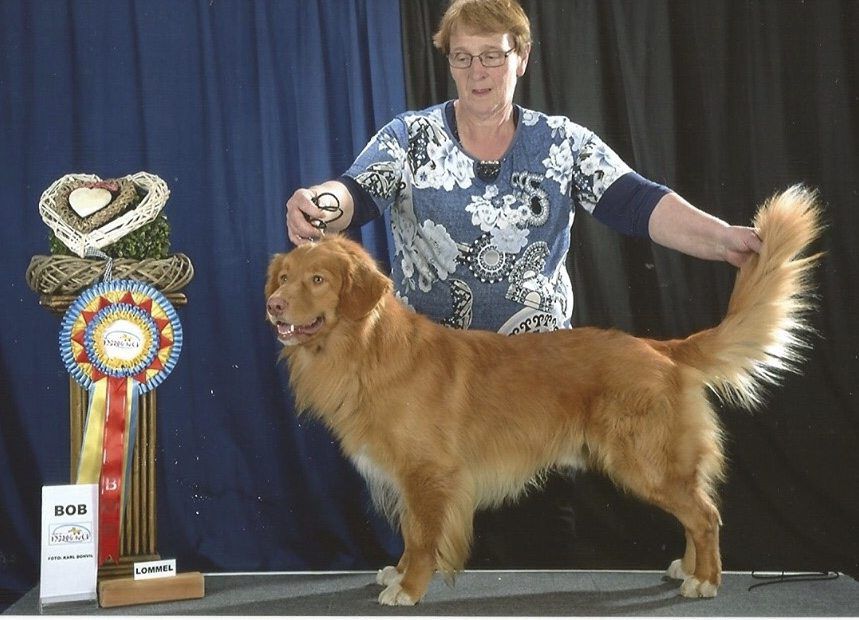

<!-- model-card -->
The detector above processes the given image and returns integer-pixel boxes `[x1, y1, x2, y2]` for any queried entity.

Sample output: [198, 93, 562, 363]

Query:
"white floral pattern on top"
[490, 223, 529, 254]
[345, 102, 645, 333]
[405, 113, 474, 191]
[465, 186, 533, 254]
[543, 140, 575, 196]
[546, 115, 567, 139]
[521, 109, 540, 127]
[570, 139, 630, 212]
[418, 220, 459, 280]
[391, 183, 459, 293]
[465, 185, 501, 230]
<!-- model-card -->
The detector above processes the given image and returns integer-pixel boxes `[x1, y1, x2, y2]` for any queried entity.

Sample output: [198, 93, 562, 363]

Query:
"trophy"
[27, 172, 203, 608]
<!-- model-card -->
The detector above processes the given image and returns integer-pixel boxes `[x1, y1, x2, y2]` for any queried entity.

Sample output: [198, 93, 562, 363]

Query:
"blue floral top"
[343, 101, 669, 334]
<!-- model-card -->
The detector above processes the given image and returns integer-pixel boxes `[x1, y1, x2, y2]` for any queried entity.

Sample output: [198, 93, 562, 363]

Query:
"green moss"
[49, 214, 171, 259]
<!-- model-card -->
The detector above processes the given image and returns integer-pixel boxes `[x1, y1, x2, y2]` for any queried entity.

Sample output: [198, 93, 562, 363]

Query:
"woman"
[285, 0, 760, 565]
[286, 0, 760, 334]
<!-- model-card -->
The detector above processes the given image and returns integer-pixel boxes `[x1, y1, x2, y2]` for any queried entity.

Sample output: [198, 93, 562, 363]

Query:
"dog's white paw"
[680, 576, 718, 598]
[376, 566, 402, 587]
[378, 582, 416, 606]
[666, 559, 689, 581]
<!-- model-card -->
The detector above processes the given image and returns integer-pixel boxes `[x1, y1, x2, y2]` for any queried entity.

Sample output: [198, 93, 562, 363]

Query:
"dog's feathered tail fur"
[671, 185, 823, 410]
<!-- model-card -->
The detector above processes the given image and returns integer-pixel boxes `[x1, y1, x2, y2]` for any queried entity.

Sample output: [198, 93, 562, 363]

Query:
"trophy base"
[98, 554, 161, 580]
[98, 572, 205, 608]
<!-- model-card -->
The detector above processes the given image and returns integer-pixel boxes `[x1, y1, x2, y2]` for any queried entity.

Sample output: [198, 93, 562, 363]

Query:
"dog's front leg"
[376, 550, 409, 587]
[378, 468, 472, 606]
[378, 508, 435, 605]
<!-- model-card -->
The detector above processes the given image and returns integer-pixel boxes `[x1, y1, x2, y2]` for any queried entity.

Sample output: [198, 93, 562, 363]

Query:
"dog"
[265, 187, 821, 606]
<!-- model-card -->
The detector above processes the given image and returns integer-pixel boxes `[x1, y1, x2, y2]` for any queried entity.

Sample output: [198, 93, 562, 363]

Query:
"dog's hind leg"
[596, 414, 722, 596]
[656, 387, 725, 596]
[655, 484, 722, 598]
[666, 529, 695, 581]
[617, 465, 721, 597]
[617, 474, 722, 597]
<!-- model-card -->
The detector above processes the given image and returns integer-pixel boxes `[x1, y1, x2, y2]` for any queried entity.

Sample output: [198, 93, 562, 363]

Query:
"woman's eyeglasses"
[447, 49, 514, 69]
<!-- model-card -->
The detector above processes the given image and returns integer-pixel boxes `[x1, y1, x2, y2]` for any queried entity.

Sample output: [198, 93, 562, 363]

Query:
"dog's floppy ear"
[265, 254, 286, 299]
[337, 246, 392, 321]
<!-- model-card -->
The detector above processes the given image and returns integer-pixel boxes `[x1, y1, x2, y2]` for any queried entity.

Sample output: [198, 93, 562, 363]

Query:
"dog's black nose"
[267, 296, 287, 316]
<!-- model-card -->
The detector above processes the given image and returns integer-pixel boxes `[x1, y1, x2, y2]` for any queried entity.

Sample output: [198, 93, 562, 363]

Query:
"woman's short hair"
[432, 0, 532, 55]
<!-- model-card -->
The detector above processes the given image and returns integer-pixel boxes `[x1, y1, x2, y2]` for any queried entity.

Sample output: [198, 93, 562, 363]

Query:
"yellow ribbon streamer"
[76, 380, 108, 484]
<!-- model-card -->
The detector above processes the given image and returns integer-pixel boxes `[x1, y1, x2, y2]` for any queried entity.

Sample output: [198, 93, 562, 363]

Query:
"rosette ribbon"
[60, 279, 182, 565]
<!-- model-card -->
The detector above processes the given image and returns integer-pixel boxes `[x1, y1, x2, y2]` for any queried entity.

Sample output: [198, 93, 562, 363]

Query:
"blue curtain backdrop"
[0, 0, 405, 602]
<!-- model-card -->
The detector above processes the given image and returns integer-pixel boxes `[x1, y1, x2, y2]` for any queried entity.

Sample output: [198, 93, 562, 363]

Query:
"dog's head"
[265, 235, 392, 347]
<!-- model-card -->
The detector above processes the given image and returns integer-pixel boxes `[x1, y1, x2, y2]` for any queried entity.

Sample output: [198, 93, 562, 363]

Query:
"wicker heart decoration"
[39, 172, 169, 258]
[69, 187, 112, 218]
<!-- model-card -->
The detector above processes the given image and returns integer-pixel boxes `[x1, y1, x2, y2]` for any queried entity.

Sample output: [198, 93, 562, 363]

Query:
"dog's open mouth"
[275, 316, 324, 343]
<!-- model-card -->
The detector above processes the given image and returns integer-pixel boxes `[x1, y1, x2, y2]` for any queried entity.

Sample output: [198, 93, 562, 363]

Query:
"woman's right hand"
[285, 187, 329, 246]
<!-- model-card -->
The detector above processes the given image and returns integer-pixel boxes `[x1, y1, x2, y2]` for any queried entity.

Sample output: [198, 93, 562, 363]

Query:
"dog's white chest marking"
[351, 449, 387, 484]
[350, 448, 402, 523]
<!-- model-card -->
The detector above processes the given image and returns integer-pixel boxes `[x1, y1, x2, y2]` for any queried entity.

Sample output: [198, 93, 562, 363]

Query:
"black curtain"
[401, 0, 859, 576]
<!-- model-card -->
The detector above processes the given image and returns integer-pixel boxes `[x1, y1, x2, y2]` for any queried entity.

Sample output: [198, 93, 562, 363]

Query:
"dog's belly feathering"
[470, 447, 588, 510]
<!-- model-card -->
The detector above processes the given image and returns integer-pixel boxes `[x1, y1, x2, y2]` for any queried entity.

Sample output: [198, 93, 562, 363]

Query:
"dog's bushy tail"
[671, 185, 824, 410]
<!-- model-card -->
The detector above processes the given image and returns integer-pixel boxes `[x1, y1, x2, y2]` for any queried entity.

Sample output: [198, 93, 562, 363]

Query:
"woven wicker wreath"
[26, 254, 194, 297]
[39, 172, 169, 257]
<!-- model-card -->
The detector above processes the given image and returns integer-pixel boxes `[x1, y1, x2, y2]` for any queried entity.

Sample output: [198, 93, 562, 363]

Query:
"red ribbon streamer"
[98, 376, 128, 565]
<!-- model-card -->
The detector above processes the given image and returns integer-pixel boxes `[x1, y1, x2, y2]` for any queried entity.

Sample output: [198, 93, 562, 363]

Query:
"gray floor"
[6, 570, 858, 616]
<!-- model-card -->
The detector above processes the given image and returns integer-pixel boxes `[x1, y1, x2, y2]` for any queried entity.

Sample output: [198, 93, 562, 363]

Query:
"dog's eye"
[279, 274, 288, 284]
[312, 275, 325, 285]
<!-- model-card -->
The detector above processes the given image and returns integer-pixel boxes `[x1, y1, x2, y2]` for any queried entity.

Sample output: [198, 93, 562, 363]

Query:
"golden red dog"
[265, 187, 821, 605]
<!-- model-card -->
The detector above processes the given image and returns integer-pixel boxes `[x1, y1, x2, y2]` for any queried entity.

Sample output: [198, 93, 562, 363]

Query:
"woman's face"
[448, 27, 529, 120]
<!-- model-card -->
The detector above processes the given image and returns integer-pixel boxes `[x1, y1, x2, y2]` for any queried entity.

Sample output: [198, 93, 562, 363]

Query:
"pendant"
[474, 160, 502, 183]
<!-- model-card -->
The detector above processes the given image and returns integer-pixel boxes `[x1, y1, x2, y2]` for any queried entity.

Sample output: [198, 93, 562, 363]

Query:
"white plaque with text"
[134, 558, 177, 580]
[39, 484, 98, 607]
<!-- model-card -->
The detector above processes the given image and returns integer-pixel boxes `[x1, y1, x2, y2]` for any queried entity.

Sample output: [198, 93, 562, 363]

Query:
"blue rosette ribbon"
[59, 279, 182, 565]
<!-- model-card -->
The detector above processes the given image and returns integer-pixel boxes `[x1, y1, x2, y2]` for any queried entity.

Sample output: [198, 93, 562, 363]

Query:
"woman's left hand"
[719, 226, 762, 268]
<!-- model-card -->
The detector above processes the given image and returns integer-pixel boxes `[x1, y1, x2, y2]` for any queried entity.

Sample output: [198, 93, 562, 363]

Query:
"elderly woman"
[284, 0, 761, 599]
[286, 0, 760, 334]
